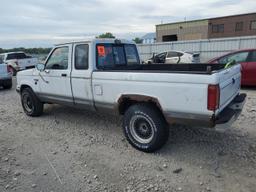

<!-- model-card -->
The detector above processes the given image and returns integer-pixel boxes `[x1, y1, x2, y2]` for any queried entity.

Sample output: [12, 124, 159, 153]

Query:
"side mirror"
[36, 63, 45, 72]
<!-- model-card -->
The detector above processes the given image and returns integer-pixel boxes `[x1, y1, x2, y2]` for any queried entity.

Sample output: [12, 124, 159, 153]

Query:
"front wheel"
[123, 104, 169, 152]
[21, 88, 44, 117]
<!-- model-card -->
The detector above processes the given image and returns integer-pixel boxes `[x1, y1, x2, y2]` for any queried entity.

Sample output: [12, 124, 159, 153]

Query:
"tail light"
[208, 84, 220, 111]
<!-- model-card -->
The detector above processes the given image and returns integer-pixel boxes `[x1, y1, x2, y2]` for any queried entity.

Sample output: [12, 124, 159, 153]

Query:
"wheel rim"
[130, 115, 154, 144]
[22, 94, 34, 113]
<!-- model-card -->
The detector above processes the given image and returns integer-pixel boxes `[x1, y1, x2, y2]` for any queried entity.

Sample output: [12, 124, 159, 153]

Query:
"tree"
[96, 32, 115, 39]
[133, 37, 143, 44]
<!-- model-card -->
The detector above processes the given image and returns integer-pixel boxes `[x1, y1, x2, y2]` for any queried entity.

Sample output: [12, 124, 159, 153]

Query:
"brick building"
[156, 13, 256, 42]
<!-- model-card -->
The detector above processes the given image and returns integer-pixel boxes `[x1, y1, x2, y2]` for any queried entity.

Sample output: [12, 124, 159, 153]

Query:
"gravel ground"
[0, 79, 256, 192]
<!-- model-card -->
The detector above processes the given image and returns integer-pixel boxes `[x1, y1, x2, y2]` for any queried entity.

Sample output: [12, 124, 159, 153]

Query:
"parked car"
[208, 49, 256, 86]
[16, 39, 245, 152]
[0, 52, 38, 75]
[0, 58, 12, 89]
[145, 51, 200, 64]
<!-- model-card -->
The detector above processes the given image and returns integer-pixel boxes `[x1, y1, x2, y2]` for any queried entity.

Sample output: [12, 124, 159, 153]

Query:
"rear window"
[6, 53, 27, 60]
[96, 44, 140, 69]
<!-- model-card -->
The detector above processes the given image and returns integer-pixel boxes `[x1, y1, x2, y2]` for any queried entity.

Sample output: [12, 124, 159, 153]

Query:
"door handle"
[61, 73, 67, 77]
[45, 70, 50, 74]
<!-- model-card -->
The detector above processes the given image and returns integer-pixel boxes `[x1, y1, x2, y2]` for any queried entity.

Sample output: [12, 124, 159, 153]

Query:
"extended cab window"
[75, 44, 89, 70]
[45, 47, 69, 70]
[96, 44, 139, 68]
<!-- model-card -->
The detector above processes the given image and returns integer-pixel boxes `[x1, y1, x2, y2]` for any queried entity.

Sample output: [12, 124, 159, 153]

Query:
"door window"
[75, 44, 89, 70]
[219, 52, 249, 64]
[45, 47, 69, 70]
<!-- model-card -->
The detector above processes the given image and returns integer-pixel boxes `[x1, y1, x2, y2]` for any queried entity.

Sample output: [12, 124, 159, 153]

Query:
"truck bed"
[97, 64, 230, 75]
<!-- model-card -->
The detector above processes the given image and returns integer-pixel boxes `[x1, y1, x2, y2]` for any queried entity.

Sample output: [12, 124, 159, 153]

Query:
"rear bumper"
[0, 78, 12, 86]
[164, 93, 246, 128]
[214, 93, 246, 125]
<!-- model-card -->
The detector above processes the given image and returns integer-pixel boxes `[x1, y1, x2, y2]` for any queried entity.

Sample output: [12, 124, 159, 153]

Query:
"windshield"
[96, 44, 140, 69]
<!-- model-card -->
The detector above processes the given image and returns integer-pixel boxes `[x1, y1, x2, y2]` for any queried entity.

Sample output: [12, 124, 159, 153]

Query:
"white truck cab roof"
[55, 38, 134, 46]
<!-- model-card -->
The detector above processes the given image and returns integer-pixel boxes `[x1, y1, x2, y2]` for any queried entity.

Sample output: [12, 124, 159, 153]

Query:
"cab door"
[38, 45, 73, 104]
[71, 43, 94, 110]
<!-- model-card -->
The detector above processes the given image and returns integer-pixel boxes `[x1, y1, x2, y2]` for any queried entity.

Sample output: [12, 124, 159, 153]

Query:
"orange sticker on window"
[97, 46, 105, 57]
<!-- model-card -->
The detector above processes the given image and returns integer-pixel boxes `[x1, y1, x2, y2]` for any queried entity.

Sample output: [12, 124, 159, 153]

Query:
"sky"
[0, 0, 255, 48]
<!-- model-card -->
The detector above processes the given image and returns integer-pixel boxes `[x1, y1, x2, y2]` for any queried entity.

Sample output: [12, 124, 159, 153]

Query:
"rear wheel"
[123, 103, 169, 152]
[21, 88, 43, 117]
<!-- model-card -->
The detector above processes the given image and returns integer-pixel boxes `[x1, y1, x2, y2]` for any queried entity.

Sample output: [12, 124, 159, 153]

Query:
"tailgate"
[218, 64, 241, 110]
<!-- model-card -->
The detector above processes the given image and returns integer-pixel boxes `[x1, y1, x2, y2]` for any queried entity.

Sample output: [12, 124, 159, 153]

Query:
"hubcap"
[22, 94, 34, 113]
[130, 115, 154, 144]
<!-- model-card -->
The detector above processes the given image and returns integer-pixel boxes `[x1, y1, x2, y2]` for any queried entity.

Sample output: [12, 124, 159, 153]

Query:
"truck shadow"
[43, 104, 256, 172]
[159, 123, 256, 172]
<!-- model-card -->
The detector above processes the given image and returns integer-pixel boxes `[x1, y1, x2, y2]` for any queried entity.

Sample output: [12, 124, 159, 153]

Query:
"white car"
[16, 39, 245, 152]
[0, 58, 12, 89]
[0, 52, 38, 75]
[145, 51, 200, 64]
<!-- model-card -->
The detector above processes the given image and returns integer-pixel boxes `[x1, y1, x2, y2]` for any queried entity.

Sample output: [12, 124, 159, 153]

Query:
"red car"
[208, 49, 256, 86]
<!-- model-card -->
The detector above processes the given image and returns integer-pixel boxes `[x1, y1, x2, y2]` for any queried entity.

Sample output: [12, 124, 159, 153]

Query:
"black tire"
[21, 88, 43, 117]
[3, 80, 12, 89]
[123, 103, 169, 152]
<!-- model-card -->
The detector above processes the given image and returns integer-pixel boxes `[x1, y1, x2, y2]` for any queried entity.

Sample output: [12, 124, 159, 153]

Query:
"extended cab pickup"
[0, 52, 38, 75]
[16, 39, 246, 152]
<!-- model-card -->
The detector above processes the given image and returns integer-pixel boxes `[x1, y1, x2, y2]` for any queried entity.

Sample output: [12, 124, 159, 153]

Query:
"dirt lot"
[0, 79, 256, 192]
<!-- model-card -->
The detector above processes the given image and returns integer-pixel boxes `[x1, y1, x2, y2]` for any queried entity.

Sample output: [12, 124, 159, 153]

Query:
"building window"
[212, 24, 224, 33]
[250, 20, 256, 30]
[235, 22, 243, 31]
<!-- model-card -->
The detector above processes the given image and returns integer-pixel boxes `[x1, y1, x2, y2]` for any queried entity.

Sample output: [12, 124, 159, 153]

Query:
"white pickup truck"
[0, 52, 38, 75]
[16, 39, 246, 152]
